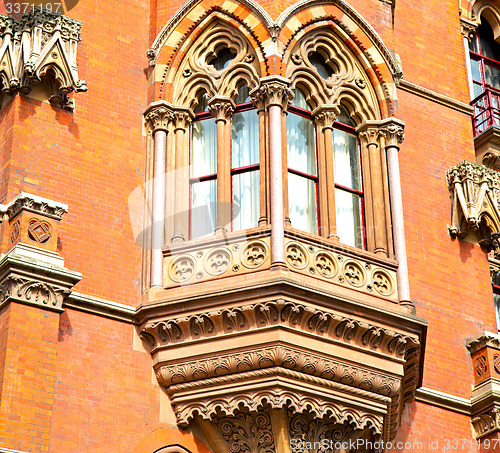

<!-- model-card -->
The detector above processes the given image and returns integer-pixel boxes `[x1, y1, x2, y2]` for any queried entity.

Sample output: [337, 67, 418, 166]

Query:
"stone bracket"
[0, 11, 87, 110]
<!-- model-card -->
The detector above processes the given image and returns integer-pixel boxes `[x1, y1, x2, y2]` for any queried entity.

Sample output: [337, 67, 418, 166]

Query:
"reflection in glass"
[191, 119, 216, 178]
[335, 189, 363, 248]
[191, 179, 216, 239]
[288, 173, 317, 234]
[232, 170, 259, 231]
[232, 110, 259, 168]
[287, 113, 316, 175]
[332, 129, 360, 191]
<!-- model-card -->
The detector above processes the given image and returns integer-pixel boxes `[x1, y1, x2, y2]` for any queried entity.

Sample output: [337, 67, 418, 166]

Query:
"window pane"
[232, 170, 259, 230]
[470, 58, 482, 84]
[332, 129, 360, 191]
[287, 113, 316, 176]
[191, 118, 216, 178]
[191, 179, 216, 239]
[485, 62, 500, 89]
[335, 189, 363, 248]
[478, 20, 500, 61]
[495, 292, 500, 330]
[232, 110, 258, 168]
[293, 89, 310, 110]
[288, 173, 317, 234]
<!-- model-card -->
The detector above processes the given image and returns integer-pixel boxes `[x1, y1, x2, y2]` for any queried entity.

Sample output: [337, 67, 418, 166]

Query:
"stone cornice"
[467, 332, 500, 355]
[4, 191, 68, 221]
[415, 387, 472, 415]
[64, 292, 135, 323]
[398, 79, 473, 115]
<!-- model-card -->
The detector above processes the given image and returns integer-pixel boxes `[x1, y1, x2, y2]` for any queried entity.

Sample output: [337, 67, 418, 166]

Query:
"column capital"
[144, 101, 174, 133]
[312, 105, 340, 130]
[356, 121, 383, 147]
[379, 117, 405, 149]
[172, 106, 194, 132]
[252, 76, 293, 111]
[207, 96, 235, 123]
[460, 17, 478, 42]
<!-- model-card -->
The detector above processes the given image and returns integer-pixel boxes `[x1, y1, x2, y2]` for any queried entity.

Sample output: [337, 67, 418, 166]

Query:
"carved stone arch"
[280, 9, 399, 117]
[467, 2, 500, 39]
[169, 18, 261, 106]
[284, 25, 381, 122]
[149, 0, 273, 67]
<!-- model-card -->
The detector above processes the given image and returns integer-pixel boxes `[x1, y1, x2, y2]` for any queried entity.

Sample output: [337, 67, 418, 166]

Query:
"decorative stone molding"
[467, 332, 500, 440]
[6, 191, 68, 221]
[313, 105, 341, 130]
[212, 409, 276, 453]
[446, 161, 500, 250]
[0, 243, 81, 312]
[460, 17, 478, 41]
[144, 101, 174, 133]
[141, 299, 418, 356]
[254, 76, 294, 111]
[0, 11, 87, 110]
[379, 118, 405, 148]
[357, 124, 383, 147]
[207, 97, 235, 122]
[172, 108, 193, 131]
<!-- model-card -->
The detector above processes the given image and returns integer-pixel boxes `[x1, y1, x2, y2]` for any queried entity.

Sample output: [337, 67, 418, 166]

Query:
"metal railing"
[472, 86, 500, 135]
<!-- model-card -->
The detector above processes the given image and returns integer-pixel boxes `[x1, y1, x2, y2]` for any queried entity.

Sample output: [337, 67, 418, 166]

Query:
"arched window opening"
[287, 88, 318, 235]
[308, 51, 335, 79]
[190, 92, 217, 239]
[470, 17, 500, 134]
[231, 84, 260, 231]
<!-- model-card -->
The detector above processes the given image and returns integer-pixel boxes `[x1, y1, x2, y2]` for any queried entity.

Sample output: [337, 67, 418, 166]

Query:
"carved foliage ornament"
[446, 161, 500, 252]
[0, 11, 86, 109]
[6, 193, 67, 220]
[472, 407, 500, 439]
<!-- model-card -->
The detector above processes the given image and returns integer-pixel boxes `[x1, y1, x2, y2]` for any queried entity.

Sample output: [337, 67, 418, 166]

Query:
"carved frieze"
[141, 299, 418, 356]
[6, 191, 68, 221]
[0, 11, 87, 109]
[446, 161, 500, 249]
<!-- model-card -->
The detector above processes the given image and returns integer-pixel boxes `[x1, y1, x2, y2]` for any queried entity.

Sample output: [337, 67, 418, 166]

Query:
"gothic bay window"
[287, 89, 318, 235]
[470, 17, 500, 134]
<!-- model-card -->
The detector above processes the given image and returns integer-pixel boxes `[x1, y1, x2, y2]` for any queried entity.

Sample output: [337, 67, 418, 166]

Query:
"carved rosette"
[446, 161, 500, 242]
[144, 102, 174, 133]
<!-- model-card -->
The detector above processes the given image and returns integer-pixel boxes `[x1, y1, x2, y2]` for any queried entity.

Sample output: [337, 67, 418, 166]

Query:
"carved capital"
[357, 122, 383, 147]
[460, 18, 478, 42]
[144, 102, 174, 133]
[207, 96, 235, 123]
[172, 108, 194, 132]
[256, 76, 293, 111]
[472, 406, 500, 439]
[312, 105, 341, 130]
[379, 118, 405, 148]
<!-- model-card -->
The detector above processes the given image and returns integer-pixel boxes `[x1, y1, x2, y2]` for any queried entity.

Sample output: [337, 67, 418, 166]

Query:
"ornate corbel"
[446, 161, 500, 245]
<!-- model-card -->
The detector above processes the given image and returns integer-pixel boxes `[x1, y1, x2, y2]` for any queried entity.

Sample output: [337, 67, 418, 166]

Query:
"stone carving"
[10, 221, 20, 244]
[205, 248, 231, 275]
[475, 355, 488, 377]
[6, 192, 68, 220]
[155, 345, 400, 395]
[380, 121, 405, 148]
[446, 161, 500, 244]
[241, 241, 267, 269]
[212, 410, 275, 453]
[0, 275, 71, 310]
[286, 242, 308, 269]
[0, 11, 87, 109]
[314, 107, 341, 130]
[460, 18, 478, 42]
[169, 256, 195, 283]
[141, 299, 419, 358]
[472, 407, 500, 439]
[27, 218, 52, 244]
[257, 78, 294, 111]
[467, 332, 500, 355]
[144, 103, 173, 133]
[343, 261, 366, 287]
[494, 354, 500, 375]
[314, 252, 337, 279]
[207, 97, 235, 122]
[372, 271, 394, 296]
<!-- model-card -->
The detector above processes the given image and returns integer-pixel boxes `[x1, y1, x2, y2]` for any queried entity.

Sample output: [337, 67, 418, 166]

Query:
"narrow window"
[287, 89, 318, 234]
[231, 85, 260, 230]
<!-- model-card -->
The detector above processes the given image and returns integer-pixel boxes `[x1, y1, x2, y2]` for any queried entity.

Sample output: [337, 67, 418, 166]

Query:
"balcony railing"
[472, 86, 500, 135]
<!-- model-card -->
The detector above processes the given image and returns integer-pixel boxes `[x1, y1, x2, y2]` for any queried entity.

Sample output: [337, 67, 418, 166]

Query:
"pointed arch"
[470, 2, 500, 41]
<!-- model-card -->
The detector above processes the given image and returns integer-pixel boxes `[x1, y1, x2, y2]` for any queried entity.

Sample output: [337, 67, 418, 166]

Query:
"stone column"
[314, 106, 341, 240]
[208, 97, 235, 234]
[357, 123, 389, 257]
[380, 118, 411, 304]
[144, 102, 173, 287]
[460, 17, 478, 100]
[257, 76, 293, 267]
[171, 108, 193, 244]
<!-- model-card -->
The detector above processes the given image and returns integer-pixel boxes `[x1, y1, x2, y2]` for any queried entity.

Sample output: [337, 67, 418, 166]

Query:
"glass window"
[231, 85, 260, 230]
[493, 271, 500, 330]
[287, 89, 318, 235]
